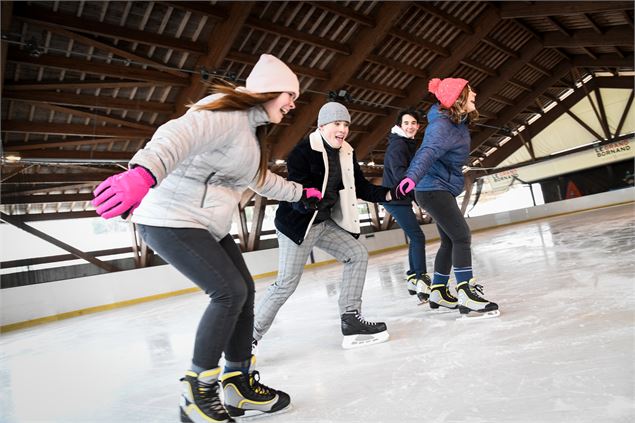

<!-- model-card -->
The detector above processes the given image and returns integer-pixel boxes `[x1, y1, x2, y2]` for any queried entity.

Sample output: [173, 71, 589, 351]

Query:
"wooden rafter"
[0, 1, 13, 96]
[308, 1, 374, 27]
[227, 50, 330, 81]
[2, 121, 154, 138]
[565, 110, 605, 141]
[572, 54, 634, 68]
[12, 4, 207, 54]
[5, 81, 169, 91]
[2, 193, 94, 205]
[3, 90, 174, 113]
[593, 87, 612, 139]
[500, 2, 634, 18]
[470, 60, 573, 152]
[270, 2, 409, 160]
[542, 26, 633, 48]
[615, 90, 634, 137]
[4, 137, 141, 151]
[8, 50, 189, 86]
[172, 2, 254, 116]
[3, 172, 116, 184]
[355, 6, 502, 159]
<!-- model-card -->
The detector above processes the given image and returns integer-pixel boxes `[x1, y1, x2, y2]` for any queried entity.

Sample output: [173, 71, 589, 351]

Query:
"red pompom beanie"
[428, 77, 469, 108]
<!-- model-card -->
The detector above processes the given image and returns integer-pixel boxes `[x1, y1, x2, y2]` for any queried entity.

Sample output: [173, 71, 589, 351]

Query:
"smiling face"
[461, 86, 477, 114]
[400, 114, 420, 139]
[319, 121, 350, 149]
[263, 92, 296, 124]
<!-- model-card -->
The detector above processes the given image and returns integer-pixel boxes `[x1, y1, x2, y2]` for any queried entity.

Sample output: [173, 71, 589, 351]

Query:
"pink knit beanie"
[245, 54, 300, 100]
[428, 77, 469, 108]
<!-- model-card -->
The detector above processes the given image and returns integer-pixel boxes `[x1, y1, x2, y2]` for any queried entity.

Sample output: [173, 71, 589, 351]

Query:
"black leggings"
[137, 225, 254, 370]
[415, 190, 471, 274]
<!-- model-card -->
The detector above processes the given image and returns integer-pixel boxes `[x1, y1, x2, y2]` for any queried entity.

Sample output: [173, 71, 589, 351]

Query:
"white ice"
[1, 203, 634, 422]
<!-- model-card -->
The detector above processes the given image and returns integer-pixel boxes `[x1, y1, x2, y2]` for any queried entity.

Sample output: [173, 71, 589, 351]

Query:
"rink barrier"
[1, 187, 633, 333]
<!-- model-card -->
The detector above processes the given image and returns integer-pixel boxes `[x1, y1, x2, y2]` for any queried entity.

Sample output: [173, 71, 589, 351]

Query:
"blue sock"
[432, 272, 450, 285]
[454, 267, 473, 283]
[224, 358, 251, 376]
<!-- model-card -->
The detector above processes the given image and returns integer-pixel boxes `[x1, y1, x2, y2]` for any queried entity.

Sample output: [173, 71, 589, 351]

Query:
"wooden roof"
[1, 1, 633, 219]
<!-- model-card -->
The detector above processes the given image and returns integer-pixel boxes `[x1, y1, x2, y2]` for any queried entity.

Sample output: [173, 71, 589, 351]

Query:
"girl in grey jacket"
[92, 54, 321, 422]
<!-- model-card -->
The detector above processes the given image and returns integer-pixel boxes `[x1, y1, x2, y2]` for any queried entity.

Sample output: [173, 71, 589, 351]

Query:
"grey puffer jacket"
[129, 94, 303, 240]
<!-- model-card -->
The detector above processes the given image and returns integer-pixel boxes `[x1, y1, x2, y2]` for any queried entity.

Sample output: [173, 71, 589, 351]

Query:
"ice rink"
[1, 203, 634, 423]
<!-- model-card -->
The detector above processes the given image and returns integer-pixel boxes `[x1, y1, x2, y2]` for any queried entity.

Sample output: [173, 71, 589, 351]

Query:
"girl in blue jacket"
[397, 78, 499, 318]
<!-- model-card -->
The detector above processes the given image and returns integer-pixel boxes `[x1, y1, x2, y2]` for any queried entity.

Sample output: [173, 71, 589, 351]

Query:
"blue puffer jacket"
[405, 104, 470, 197]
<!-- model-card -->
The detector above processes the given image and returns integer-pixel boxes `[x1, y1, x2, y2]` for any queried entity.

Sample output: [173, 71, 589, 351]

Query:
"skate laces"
[468, 282, 486, 300]
[249, 371, 274, 396]
[197, 381, 227, 414]
[355, 313, 378, 326]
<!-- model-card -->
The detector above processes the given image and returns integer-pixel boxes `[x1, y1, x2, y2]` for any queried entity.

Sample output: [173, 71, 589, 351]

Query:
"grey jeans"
[137, 224, 253, 370]
[253, 219, 369, 341]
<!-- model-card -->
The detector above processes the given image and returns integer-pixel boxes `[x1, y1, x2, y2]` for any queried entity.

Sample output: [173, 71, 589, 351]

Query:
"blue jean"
[137, 225, 253, 370]
[383, 203, 427, 276]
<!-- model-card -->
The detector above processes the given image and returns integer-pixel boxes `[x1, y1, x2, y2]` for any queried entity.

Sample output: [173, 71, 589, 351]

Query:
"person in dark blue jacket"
[382, 109, 432, 303]
[397, 78, 499, 319]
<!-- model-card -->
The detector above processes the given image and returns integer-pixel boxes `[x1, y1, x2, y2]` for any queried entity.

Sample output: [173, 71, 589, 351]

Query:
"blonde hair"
[442, 85, 479, 125]
[189, 80, 281, 186]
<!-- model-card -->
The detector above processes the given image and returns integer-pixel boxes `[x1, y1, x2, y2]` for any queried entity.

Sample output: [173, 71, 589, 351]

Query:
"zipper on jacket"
[200, 172, 217, 207]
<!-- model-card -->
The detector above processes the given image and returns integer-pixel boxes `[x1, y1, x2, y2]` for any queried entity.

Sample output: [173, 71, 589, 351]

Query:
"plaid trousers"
[253, 219, 369, 340]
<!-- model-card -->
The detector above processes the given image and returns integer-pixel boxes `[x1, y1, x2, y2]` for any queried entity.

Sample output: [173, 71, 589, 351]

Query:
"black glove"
[388, 185, 414, 201]
[300, 190, 320, 211]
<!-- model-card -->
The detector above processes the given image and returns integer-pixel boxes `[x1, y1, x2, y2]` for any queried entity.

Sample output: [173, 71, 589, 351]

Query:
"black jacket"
[275, 134, 389, 245]
[382, 129, 420, 205]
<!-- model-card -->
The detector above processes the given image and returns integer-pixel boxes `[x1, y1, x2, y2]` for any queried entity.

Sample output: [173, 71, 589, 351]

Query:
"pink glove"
[304, 187, 323, 201]
[92, 166, 155, 219]
[398, 177, 416, 197]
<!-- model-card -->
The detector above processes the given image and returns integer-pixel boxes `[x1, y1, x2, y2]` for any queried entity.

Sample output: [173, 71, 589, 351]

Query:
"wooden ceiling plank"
[500, 2, 634, 18]
[246, 16, 350, 55]
[0, 212, 119, 272]
[366, 54, 427, 79]
[269, 2, 409, 160]
[4, 137, 137, 151]
[4, 81, 168, 91]
[226, 50, 329, 80]
[162, 2, 228, 21]
[354, 6, 502, 159]
[34, 23, 189, 78]
[6, 100, 155, 131]
[2, 121, 154, 138]
[1, 1, 13, 96]
[543, 26, 634, 48]
[3, 90, 174, 113]
[8, 50, 188, 86]
[469, 60, 574, 152]
[389, 28, 450, 58]
[308, 1, 374, 27]
[482, 37, 520, 59]
[13, 4, 206, 54]
[348, 78, 406, 97]
[172, 2, 254, 117]
[413, 2, 474, 34]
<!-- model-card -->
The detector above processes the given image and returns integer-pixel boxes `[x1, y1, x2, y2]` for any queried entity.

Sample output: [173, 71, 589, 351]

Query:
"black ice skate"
[428, 283, 458, 312]
[180, 368, 234, 423]
[341, 310, 389, 349]
[405, 271, 417, 296]
[415, 274, 432, 303]
[456, 279, 500, 321]
[221, 357, 291, 418]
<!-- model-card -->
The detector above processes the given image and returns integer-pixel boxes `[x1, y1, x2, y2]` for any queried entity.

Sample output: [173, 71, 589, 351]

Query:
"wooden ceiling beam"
[3, 90, 174, 113]
[366, 54, 427, 78]
[460, 58, 497, 77]
[246, 16, 350, 55]
[413, 2, 474, 34]
[500, 2, 634, 18]
[545, 16, 572, 37]
[4, 81, 168, 91]
[4, 137, 138, 151]
[226, 50, 329, 80]
[2, 121, 153, 138]
[0, 1, 13, 96]
[11, 150, 133, 162]
[5, 100, 155, 131]
[482, 37, 520, 59]
[543, 26, 634, 48]
[26, 21, 188, 78]
[354, 6, 502, 159]
[12, 4, 206, 54]
[172, 2, 254, 116]
[474, 80, 596, 169]
[162, 2, 228, 21]
[571, 54, 634, 68]
[270, 2, 409, 160]
[308, 1, 374, 27]
[389, 28, 450, 57]
[470, 60, 573, 152]
[582, 13, 603, 34]
[8, 50, 189, 86]
[348, 78, 406, 97]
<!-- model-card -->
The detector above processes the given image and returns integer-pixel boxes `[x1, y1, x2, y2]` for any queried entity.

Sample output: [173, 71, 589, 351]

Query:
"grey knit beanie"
[317, 102, 351, 127]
